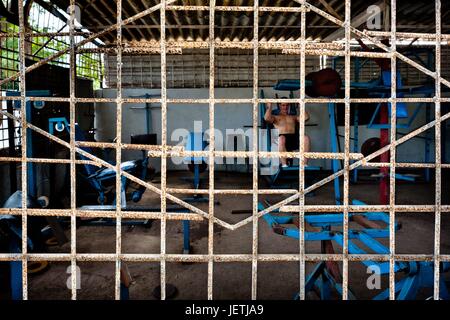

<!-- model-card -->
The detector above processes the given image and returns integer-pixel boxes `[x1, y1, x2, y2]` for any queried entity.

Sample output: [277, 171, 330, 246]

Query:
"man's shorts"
[279, 133, 299, 151]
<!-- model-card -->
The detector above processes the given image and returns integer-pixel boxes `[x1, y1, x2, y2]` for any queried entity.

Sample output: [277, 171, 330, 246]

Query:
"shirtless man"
[264, 100, 311, 167]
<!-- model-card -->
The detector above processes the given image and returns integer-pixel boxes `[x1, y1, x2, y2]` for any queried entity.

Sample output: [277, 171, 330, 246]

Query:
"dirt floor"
[8, 170, 450, 300]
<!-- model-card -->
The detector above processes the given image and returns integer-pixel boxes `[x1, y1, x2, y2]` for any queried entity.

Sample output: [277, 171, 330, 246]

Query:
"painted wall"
[94, 87, 449, 173]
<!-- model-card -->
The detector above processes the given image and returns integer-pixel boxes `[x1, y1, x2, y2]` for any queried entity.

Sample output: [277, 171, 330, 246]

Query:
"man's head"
[279, 98, 290, 115]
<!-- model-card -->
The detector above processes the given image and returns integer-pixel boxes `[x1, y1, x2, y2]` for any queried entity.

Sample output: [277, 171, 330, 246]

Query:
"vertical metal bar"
[353, 57, 360, 183]
[341, 0, 351, 300]
[18, 0, 28, 300]
[434, 0, 442, 300]
[425, 103, 431, 181]
[251, 0, 259, 300]
[7, 101, 17, 192]
[159, 0, 167, 301]
[389, 0, 397, 301]
[69, 0, 78, 300]
[207, 0, 215, 300]
[298, 1, 306, 301]
[115, 0, 123, 300]
[353, 108, 359, 183]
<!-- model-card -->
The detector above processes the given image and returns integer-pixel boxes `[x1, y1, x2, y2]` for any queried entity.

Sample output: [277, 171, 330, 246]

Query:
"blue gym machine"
[48, 116, 149, 205]
[260, 67, 450, 299]
[47, 116, 193, 253]
[261, 198, 449, 299]
[0, 91, 193, 299]
[1, 90, 68, 299]
[258, 89, 321, 189]
[330, 51, 438, 183]
[1, 191, 50, 300]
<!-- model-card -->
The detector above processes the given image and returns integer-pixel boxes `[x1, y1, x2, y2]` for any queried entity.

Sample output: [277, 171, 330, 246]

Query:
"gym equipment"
[4, 90, 68, 246]
[129, 93, 160, 135]
[48, 117, 195, 254]
[274, 68, 342, 98]
[261, 198, 450, 299]
[181, 131, 219, 205]
[182, 132, 208, 203]
[361, 137, 381, 163]
[48, 114, 194, 264]
[6, 90, 52, 198]
[261, 66, 449, 299]
[333, 50, 444, 183]
[1, 191, 53, 300]
[258, 89, 321, 190]
[48, 117, 153, 205]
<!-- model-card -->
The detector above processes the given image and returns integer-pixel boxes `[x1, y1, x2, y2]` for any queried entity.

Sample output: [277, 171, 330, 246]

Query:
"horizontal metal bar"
[154, 150, 364, 160]
[76, 140, 183, 152]
[280, 205, 450, 213]
[0, 157, 100, 166]
[365, 30, 450, 40]
[0, 253, 448, 263]
[1, 205, 448, 217]
[0, 32, 93, 38]
[1, 96, 448, 104]
[166, 188, 299, 195]
[0, 208, 204, 220]
[166, 5, 306, 12]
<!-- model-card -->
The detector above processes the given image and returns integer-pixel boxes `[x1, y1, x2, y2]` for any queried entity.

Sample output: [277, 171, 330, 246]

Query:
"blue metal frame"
[48, 117, 148, 205]
[260, 200, 449, 299]
[6, 90, 52, 197]
[181, 131, 209, 203]
[263, 63, 447, 297]
[328, 102, 341, 203]
[330, 54, 437, 182]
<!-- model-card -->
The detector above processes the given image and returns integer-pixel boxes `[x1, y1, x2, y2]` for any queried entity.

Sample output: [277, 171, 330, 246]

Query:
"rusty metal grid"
[0, 0, 449, 300]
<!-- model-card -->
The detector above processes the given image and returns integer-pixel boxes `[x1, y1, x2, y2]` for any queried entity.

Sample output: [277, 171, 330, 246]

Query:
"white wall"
[94, 87, 448, 172]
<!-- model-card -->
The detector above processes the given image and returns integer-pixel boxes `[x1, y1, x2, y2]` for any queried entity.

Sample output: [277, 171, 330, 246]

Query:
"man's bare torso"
[273, 115, 297, 134]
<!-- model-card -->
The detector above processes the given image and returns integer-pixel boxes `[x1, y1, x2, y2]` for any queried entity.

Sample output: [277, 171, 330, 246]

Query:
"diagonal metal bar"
[0, 108, 235, 229]
[0, 0, 179, 87]
[295, 0, 450, 90]
[2, 0, 448, 237]
[232, 109, 450, 231]
[1, 103, 449, 232]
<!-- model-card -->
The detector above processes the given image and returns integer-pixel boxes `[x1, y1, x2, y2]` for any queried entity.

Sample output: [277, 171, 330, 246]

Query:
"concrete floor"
[22, 170, 450, 300]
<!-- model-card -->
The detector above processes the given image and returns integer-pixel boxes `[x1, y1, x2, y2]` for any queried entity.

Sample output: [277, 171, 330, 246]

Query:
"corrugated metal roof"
[51, 0, 448, 44]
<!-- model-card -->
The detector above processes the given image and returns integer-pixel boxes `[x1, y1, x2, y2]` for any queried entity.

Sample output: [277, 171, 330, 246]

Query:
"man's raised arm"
[264, 102, 275, 123]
